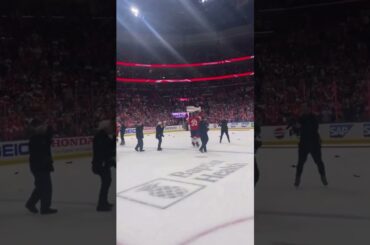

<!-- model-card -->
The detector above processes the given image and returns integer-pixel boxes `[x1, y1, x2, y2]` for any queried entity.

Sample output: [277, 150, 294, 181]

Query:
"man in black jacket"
[255, 122, 262, 186]
[219, 119, 230, 143]
[294, 104, 328, 187]
[92, 120, 116, 211]
[135, 122, 144, 152]
[26, 120, 57, 215]
[156, 121, 164, 151]
[199, 117, 209, 153]
[120, 121, 126, 145]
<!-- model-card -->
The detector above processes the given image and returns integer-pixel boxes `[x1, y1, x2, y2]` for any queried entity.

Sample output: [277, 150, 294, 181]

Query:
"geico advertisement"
[0, 141, 29, 158]
[1, 137, 92, 159]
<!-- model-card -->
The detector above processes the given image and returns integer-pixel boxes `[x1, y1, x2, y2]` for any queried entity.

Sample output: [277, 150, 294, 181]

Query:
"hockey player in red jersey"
[188, 112, 201, 147]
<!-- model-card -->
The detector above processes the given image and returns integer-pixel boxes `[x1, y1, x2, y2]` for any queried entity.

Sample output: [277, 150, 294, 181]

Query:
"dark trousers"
[200, 136, 209, 152]
[255, 159, 259, 186]
[97, 169, 112, 207]
[27, 171, 52, 211]
[220, 129, 230, 142]
[157, 137, 162, 149]
[120, 133, 125, 145]
[295, 142, 326, 178]
[135, 138, 143, 151]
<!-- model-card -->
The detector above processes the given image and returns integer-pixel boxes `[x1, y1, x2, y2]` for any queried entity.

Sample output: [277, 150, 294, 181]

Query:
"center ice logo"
[137, 183, 188, 199]
[329, 124, 353, 138]
[118, 178, 205, 209]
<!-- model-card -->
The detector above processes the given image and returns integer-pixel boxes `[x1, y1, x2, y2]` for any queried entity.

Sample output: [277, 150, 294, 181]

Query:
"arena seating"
[0, 16, 114, 140]
[255, 10, 370, 125]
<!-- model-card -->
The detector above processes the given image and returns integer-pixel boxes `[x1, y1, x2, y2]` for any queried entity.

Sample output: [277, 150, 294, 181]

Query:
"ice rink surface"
[255, 146, 370, 245]
[0, 157, 116, 245]
[117, 129, 254, 245]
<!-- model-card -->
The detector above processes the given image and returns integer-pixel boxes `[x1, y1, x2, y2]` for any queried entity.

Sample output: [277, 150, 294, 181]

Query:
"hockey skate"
[25, 203, 38, 214]
[321, 175, 328, 186]
[294, 176, 301, 187]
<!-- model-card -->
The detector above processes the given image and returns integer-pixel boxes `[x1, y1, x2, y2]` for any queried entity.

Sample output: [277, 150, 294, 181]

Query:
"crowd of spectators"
[256, 11, 370, 125]
[0, 16, 115, 141]
[117, 79, 254, 127]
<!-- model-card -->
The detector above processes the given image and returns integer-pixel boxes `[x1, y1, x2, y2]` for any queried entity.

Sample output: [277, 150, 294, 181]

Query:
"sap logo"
[0, 143, 29, 158]
[329, 124, 353, 138]
[274, 127, 285, 139]
[364, 123, 370, 137]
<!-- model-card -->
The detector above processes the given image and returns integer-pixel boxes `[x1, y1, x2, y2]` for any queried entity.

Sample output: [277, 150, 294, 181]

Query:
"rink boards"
[0, 136, 93, 165]
[2, 121, 369, 165]
[0, 122, 253, 165]
[123, 121, 254, 136]
[261, 122, 370, 147]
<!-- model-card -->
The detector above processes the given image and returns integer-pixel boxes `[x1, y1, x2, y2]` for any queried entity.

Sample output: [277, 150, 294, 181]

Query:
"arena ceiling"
[117, 0, 253, 35]
[116, 0, 253, 63]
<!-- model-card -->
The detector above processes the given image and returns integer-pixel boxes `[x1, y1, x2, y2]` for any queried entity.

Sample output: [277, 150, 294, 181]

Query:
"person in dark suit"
[92, 120, 116, 211]
[26, 120, 57, 215]
[255, 122, 262, 186]
[135, 122, 144, 152]
[199, 117, 209, 153]
[120, 121, 126, 145]
[294, 104, 328, 187]
[219, 119, 230, 143]
[156, 121, 164, 151]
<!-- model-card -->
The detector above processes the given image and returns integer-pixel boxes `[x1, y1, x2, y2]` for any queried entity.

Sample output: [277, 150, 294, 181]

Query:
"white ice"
[0, 157, 116, 245]
[255, 147, 370, 245]
[117, 129, 254, 245]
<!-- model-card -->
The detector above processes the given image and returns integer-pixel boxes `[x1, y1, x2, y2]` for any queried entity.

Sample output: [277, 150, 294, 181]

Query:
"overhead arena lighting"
[130, 6, 140, 17]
